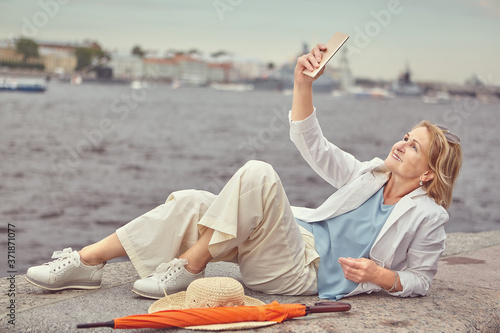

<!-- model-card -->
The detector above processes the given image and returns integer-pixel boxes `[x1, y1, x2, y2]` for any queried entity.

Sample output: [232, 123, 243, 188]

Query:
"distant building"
[231, 60, 265, 81]
[40, 40, 103, 75]
[0, 43, 20, 62]
[0, 40, 44, 66]
[175, 55, 208, 85]
[37, 41, 79, 74]
[41, 52, 77, 75]
[207, 62, 232, 82]
[108, 54, 144, 79]
[139, 54, 233, 84]
[142, 58, 178, 80]
[0, 39, 102, 75]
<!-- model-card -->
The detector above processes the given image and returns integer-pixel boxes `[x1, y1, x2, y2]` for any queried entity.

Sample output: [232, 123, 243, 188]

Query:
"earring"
[419, 180, 423, 186]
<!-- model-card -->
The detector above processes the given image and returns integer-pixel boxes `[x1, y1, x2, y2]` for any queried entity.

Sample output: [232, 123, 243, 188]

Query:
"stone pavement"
[1, 230, 500, 333]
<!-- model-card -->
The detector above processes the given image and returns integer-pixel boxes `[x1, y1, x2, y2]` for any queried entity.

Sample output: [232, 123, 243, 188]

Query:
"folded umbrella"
[77, 301, 351, 329]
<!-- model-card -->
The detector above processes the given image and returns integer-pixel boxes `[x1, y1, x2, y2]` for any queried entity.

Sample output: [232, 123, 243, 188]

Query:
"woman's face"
[384, 126, 433, 182]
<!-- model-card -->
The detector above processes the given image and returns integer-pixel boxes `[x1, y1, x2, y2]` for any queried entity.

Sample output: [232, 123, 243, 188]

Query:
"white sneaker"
[132, 258, 204, 299]
[25, 248, 106, 290]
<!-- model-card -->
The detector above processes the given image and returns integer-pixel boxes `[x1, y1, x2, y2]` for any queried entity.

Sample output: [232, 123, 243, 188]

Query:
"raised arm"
[291, 44, 327, 122]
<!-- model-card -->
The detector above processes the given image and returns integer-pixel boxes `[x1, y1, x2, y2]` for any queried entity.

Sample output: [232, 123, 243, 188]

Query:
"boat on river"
[0, 77, 47, 92]
[390, 65, 422, 96]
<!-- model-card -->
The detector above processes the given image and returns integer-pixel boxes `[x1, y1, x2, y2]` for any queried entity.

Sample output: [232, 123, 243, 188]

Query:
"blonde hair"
[414, 120, 463, 209]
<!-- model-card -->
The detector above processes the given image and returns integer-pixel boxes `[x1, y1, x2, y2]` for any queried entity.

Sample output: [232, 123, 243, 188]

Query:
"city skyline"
[1, 0, 499, 85]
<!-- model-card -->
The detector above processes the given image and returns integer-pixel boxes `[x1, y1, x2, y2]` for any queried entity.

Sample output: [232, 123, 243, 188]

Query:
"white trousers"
[116, 160, 319, 296]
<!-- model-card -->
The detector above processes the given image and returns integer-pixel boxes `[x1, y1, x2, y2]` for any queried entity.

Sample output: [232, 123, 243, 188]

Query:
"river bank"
[1, 230, 499, 332]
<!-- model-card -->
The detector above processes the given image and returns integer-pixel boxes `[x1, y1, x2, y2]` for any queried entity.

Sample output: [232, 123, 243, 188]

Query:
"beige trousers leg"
[116, 160, 319, 296]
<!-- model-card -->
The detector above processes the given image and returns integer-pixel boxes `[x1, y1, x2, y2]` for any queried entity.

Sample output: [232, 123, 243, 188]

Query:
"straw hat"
[148, 277, 277, 331]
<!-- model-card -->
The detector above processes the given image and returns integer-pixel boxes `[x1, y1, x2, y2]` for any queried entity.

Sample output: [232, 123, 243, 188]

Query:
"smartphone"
[302, 32, 350, 78]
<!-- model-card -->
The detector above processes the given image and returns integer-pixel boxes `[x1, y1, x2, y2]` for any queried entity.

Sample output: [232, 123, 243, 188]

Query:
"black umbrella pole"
[77, 320, 115, 329]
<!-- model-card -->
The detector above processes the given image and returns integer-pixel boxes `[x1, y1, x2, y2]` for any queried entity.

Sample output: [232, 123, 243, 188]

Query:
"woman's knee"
[239, 160, 279, 184]
[165, 189, 214, 212]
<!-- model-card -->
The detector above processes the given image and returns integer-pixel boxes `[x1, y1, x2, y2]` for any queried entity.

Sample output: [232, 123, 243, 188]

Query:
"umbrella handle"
[77, 320, 115, 329]
[306, 301, 351, 313]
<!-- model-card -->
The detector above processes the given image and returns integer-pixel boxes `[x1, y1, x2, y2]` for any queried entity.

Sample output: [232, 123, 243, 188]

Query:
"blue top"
[297, 186, 394, 300]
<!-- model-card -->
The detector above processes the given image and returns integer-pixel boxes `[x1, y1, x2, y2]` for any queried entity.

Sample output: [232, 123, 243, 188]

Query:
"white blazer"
[289, 109, 448, 298]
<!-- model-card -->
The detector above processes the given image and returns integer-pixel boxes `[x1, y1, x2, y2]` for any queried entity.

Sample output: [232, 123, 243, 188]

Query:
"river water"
[1, 81, 499, 275]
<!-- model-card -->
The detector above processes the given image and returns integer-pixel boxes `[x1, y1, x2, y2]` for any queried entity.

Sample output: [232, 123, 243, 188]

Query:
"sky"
[1, 0, 499, 84]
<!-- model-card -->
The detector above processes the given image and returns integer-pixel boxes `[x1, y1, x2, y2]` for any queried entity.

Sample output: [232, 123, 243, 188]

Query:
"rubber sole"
[25, 276, 101, 291]
[131, 287, 164, 300]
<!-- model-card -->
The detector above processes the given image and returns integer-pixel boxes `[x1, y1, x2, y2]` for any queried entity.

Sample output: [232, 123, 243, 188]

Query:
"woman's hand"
[338, 257, 402, 292]
[291, 43, 327, 121]
[294, 43, 328, 85]
[337, 257, 381, 284]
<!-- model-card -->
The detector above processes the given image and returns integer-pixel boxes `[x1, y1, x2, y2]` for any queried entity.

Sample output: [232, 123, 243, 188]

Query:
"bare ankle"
[184, 264, 205, 275]
[179, 257, 206, 274]
[78, 250, 103, 266]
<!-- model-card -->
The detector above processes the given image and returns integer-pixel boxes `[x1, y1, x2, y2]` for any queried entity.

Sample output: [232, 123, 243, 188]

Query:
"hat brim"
[148, 291, 266, 313]
[185, 320, 277, 331]
[148, 291, 276, 331]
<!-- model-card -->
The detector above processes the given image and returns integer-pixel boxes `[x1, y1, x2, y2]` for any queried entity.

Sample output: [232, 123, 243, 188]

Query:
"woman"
[26, 44, 462, 300]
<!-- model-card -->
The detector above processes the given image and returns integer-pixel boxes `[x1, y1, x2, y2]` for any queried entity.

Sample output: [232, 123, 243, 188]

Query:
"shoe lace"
[47, 247, 77, 272]
[152, 258, 188, 295]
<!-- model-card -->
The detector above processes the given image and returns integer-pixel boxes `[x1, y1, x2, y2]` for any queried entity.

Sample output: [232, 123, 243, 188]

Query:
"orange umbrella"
[77, 301, 351, 329]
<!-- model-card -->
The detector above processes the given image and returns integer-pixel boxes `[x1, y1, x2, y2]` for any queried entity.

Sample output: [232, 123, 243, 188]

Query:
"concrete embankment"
[1, 230, 499, 332]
